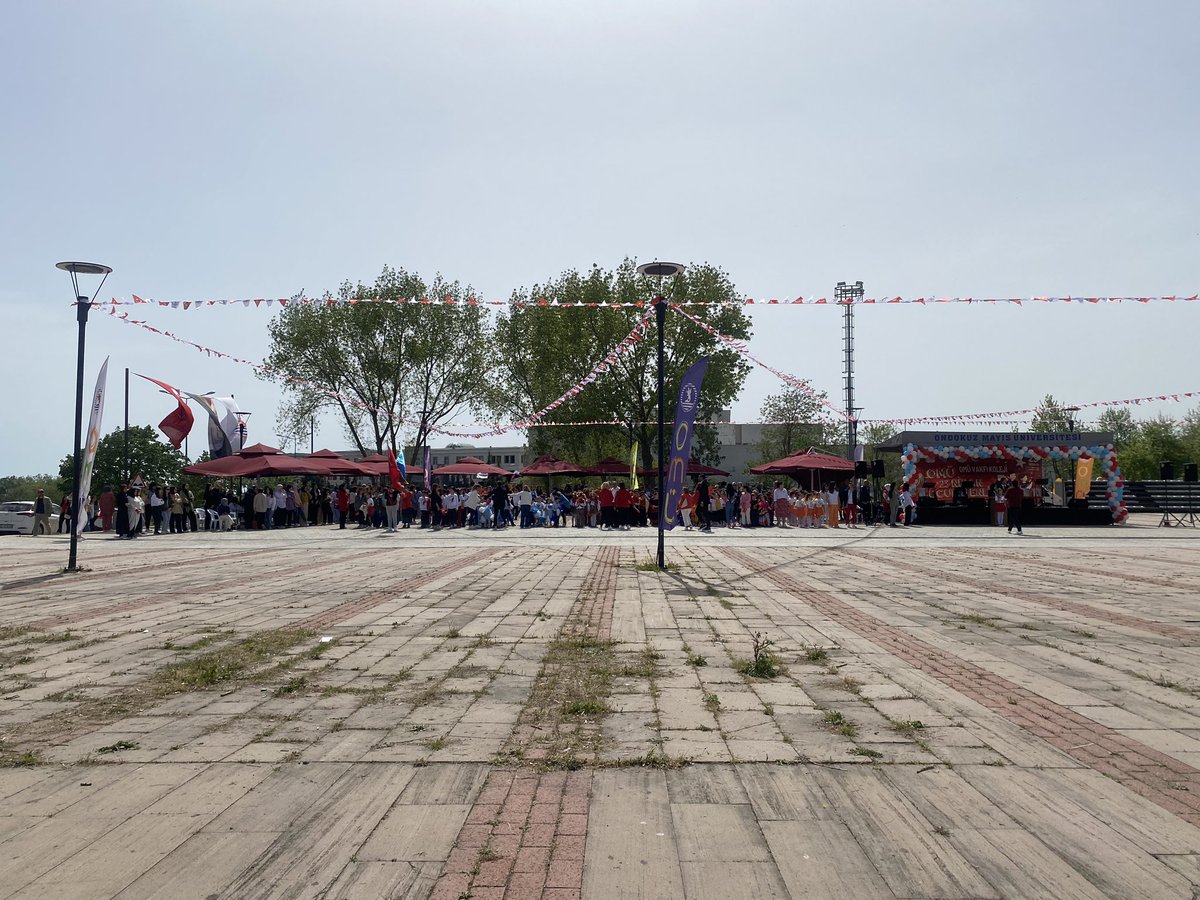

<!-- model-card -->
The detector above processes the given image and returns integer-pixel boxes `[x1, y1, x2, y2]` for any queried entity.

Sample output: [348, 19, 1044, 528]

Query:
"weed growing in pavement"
[542, 752, 586, 771]
[703, 693, 722, 714]
[606, 749, 690, 770]
[636, 559, 680, 573]
[275, 676, 309, 696]
[850, 747, 883, 760]
[1, 749, 45, 767]
[45, 689, 87, 703]
[686, 653, 707, 667]
[821, 709, 858, 738]
[470, 634, 496, 648]
[984, 758, 1006, 766]
[445, 627, 461, 639]
[96, 740, 138, 754]
[803, 646, 829, 664]
[762, 703, 775, 717]
[736, 633, 784, 679]
[564, 699, 610, 717]
[1071, 629, 1096, 639]
[840, 676, 863, 695]
[892, 720, 926, 734]
[427, 736, 448, 752]
[957, 614, 999, 628]
[933, 824, 951, 837]
[718, 599, 735, 610]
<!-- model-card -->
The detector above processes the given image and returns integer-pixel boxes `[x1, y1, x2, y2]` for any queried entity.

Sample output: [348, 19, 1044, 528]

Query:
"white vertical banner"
[77, 357, 109, 536]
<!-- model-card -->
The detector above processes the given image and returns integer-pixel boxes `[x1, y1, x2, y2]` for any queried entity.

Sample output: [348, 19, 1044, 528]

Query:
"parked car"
[0, 501, 61, 535]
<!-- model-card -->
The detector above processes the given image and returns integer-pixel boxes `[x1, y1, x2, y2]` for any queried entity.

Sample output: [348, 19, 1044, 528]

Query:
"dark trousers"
[1007, 505, 1023, 532]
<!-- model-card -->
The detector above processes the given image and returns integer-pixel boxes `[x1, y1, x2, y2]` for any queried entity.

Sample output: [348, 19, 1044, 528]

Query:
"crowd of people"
[41, 472, 941, 539]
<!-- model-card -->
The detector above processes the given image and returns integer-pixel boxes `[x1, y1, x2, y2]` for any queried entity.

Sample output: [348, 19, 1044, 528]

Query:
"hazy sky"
[3, 1, 1197, 476]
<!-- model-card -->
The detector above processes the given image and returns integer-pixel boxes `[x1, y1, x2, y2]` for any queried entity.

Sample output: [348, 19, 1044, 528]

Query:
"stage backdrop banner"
[1074, 457, 1094, 500]
[77, 357, 109, 536]
[661, 357, 708, 530]
[914, 458, 1040, 501]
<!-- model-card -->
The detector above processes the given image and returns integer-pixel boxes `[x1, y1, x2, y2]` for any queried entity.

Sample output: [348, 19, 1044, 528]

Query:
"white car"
[0, 501, 61, 535]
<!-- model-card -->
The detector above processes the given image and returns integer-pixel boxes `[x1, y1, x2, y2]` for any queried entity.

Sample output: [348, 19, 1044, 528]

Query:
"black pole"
[123, 367, 130, 482]
[656, 295, 667, 570]
[68, 296, 90, 571]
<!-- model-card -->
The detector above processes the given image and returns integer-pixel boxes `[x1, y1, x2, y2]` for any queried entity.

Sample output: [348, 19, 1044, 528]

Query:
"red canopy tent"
[354, 453, 392, 476]
[750, 448, 855, 489]
[183, 443, 329, 478]
[431, 455, 512, 478]
[687, 459, 729, 476]
[586, 455, 655, 477]
[306, 448, 374, 477]
[520, 454, 588, 477]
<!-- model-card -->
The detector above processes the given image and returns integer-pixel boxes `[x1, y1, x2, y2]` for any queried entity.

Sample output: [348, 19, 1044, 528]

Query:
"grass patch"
[275, 675, 309, 696]
[0, 626, 34, 643]
[703, 692, 721, 714]
[445, 627, 461, 639]
[686, 653, 707, 667]
[427, 736, 448, 752]
[605, 749, 690, 770]
[892, 719, 926, 734]
[26, 631, 76, 644]
[840, 676, 863, 695]
[957, 614, 999, 628]
[470, 634, 495, 648]
[155, 628, 316, 691]
[635, 559, 680, 573]
[718, 599, 735, 610]
[45, 689, 87, 703]
[620, 647, 663, 679]
[1, 749, 45, 767]
[563, 699, 609, 717]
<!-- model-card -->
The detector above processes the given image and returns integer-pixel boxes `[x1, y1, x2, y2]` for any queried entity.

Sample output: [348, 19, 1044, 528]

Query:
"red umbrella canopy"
[307, 449, 374, 477]
[353, 453, 392, 476]
[586, 455, 655, 477]
[687, 458, 729, 476]
[184, 445, 328, 478]
[750, 448, 855, 478]
[520, 454, 588, 477]
[432, 455, 512, 477]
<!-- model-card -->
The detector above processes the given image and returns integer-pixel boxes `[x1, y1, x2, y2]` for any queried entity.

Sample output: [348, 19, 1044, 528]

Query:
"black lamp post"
[637, 261, 686, 570]
[56, 261, 112, 572]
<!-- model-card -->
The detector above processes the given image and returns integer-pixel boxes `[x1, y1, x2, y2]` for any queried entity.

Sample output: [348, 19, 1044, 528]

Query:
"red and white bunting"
[95, 292, 1200, 310]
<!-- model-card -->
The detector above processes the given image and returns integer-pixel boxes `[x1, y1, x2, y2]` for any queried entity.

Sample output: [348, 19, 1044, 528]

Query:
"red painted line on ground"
[723, 547, 1200, 827]
[297, 547, 504, 629]
[955, 545, 1197, 593]
[848, 547, 1199, 641]
[431, 547, 618, 899]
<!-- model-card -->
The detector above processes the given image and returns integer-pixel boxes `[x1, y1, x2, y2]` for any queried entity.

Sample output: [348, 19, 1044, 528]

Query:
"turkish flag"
[136, 374, 195, 449]
[387, 448, 403, 490]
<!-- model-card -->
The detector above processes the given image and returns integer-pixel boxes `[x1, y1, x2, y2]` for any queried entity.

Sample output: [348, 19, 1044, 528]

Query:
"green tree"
[0, 475, 60, 503]
[494, 259, 752, 470]
[1096, 408, 1139, 449]
[1031, 393, 1074, 432]
[57, 426, 188, 496]
[754, 386, 840, 465]
[860, 423, 900, 483]
[1121, 414, 1186, 481]
[263, 266, 495, 461]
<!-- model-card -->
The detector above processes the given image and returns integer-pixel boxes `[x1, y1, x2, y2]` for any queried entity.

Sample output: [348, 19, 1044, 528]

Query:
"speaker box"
[1186, 463, 1198, 484]
[871, 459, 885, 478]
[1161, 462, 1176, 481]
[855, 461, 870, 477]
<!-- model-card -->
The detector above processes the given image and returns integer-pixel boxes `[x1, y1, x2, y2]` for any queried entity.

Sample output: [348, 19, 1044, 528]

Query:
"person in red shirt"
[598, 481, 615, 531]
[1004, 481, 1025, 535]
[336, 486, 351, 530]
[614, 483, 633, 531]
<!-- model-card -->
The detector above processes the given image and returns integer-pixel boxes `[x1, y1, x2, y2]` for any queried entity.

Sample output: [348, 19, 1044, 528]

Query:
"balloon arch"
[886, 431, 1128, 524]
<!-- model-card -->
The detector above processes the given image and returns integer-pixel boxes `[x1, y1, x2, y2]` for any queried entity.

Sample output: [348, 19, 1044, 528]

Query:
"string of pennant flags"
[93, 292, 1200, 310]
[101, 302, 1198, 439]
[100, 304, 651, 439]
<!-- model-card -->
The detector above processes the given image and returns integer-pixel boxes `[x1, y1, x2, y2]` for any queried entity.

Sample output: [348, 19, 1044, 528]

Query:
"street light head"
[637, 262, 686, 279]
[56, 261, 113, 276]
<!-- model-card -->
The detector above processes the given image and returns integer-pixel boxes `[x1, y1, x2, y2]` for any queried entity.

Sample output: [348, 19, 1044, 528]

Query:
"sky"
[2, 0, 1198, 476]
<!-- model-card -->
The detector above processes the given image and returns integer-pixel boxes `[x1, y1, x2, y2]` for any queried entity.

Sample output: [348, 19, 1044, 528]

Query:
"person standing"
[1005, 480, 1025, 535]
[899, 483, 915, 526]
[98, 486, 116, 532]
[32, 489, 54, 535]
[887, 483, 901, 527]
[126, 486, 145, 538]
[695, 475, 712, 533]
[336, 486, 350, 529]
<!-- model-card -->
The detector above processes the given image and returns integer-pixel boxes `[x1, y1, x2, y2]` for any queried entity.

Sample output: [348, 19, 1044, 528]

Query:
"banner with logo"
[1074, 457, 1095, 500]
[661, 357, 708, 531]
[77, 357, 109, 536]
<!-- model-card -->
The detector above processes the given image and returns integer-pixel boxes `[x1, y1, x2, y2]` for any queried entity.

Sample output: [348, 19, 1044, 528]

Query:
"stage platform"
[913, 502, 1114, 527]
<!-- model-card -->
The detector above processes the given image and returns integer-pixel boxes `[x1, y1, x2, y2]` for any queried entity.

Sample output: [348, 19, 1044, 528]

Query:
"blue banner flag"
[661, 356, 708, 530]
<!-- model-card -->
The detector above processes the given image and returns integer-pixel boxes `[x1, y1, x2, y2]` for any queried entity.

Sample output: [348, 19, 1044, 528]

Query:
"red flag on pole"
[387, 448, 403, 490]
[135, 373, 194, 449]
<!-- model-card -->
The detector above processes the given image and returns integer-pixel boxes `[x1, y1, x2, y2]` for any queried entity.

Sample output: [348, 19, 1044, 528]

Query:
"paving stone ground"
[1, 517, 1199, 898]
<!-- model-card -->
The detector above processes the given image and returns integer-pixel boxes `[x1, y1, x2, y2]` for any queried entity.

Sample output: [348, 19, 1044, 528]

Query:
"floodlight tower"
[837, 280, 864, 459]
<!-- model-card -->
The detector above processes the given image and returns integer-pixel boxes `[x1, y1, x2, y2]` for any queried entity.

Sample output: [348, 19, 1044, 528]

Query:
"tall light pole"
[837, 280, 864, 459]
[57, 261, 112, 572]
[637, 261, 685, 570]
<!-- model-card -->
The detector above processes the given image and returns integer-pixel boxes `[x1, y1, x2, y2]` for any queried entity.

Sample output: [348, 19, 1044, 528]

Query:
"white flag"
[77, 357, 108, 536]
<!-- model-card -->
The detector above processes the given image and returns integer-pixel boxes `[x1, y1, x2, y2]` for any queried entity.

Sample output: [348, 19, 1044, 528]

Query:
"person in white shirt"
[464, 488, 482, 527]
[443, 489, 460, 528]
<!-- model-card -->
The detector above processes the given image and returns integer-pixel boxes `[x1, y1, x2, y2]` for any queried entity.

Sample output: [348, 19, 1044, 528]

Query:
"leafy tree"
[754, 386, 840, 465]
[1096, 408, 1138, 449]
[1031, 393, 1074, 432]
[0, 475, 60, 504]
[1121, 414, 1187, 481]
[494, 259, 752, 470]
[860, 423, 900, 483]
[57, 426, 188, 496]
[263, 266, 495, 462]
